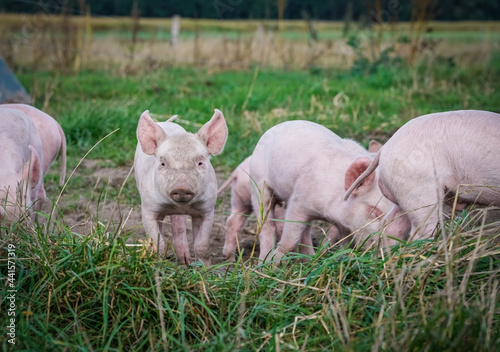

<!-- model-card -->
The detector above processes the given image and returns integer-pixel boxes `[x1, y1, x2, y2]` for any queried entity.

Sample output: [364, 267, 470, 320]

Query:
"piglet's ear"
[22, 146, 42, 191]
[137, 110, 167, 155]
[196, 109, 228, 155]
[344, 157, 375, 196]
[368, 140, 382, 153]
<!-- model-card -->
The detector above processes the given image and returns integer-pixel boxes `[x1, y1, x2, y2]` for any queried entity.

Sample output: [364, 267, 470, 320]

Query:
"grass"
[1, 16, 500, 351]
[1, 14, 500, 33]
[16, 52, 500, 171]
[1, 211, 499, 351]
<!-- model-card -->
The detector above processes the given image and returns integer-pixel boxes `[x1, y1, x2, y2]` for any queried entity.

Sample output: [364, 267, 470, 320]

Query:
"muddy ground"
[41, 159, 331, 265]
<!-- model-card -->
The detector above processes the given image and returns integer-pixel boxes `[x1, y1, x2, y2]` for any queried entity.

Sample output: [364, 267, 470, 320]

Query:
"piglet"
[1, 104, 67, 186]
[134, 109, 228, 266]
[249, 120, 397, 264]
[344, 110, 500, 240]
[0, 108, 44, 222]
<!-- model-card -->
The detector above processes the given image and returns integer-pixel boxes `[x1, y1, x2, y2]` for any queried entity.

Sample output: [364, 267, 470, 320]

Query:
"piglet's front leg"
[192, 210, 214, 267]
[142, 208, 166, 255]
[171, 214, 190, 264]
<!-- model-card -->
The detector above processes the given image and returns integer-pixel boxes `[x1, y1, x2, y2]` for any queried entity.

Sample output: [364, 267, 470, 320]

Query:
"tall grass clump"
[1, 201, 499, 350]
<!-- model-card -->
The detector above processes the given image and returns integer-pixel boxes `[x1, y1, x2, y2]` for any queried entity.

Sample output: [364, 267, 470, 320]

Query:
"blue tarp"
[0, 54, 30, 104]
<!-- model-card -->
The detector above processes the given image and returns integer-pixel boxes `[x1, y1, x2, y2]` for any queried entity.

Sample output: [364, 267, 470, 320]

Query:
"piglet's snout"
[169, 174, 196, 203]
[170, 187, 195, 203]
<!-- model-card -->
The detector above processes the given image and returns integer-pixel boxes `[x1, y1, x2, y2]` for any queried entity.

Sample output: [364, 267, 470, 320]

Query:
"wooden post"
[171, 15, 180, 47]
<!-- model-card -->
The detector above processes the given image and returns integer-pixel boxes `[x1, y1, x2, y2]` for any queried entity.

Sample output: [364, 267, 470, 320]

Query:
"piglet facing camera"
[134, 109, 228, 266]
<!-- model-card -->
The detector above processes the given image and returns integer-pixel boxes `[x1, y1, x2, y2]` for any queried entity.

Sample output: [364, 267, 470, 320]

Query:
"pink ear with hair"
[368, 140, 382, 153]
[344, 157, 375, 195]
[137, 110, 167, 155]
[196, 109, 228, 155]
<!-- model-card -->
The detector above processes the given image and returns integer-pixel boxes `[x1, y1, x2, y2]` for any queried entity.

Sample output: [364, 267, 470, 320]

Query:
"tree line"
[1, 0, 499, 21]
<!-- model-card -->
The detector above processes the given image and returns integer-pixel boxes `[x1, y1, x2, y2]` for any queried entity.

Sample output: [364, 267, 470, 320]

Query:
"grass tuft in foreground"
[1, 205, 498, 351]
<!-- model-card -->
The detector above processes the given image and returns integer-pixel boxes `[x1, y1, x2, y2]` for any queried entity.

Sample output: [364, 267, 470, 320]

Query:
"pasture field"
[2, 15, 500, 70]
[1, 16, 500, 351]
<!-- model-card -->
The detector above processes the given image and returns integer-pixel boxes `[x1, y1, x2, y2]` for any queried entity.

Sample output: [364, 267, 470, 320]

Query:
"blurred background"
[1, 0, 499, 74]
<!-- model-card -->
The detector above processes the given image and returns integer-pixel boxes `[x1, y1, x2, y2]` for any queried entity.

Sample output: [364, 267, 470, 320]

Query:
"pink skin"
[0, 108, 44, 222]
[249, 120, 397, 264]
[344, 110, 500, 240]
[134, 109, 228, 266]
[219, 156, 344, 261]
[218, 156, 287, 260]
[1, 104, 67, 186]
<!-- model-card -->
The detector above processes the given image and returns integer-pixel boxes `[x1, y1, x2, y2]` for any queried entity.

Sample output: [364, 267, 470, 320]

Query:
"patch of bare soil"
[41, 159, 329, 265]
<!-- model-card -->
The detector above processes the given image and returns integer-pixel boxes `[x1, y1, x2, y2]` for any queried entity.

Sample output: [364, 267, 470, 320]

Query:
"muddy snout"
[169, 174, 197, 203]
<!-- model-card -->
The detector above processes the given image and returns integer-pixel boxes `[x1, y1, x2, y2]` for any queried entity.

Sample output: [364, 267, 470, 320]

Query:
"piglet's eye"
[160, 162, 166, 167]
[198, 161, 203, 166]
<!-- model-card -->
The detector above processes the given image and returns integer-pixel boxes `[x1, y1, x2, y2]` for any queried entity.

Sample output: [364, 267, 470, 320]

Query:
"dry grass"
[1, 14, 499, 72]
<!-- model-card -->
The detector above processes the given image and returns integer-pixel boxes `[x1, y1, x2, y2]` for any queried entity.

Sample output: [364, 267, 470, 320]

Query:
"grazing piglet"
[0, 108, 44, 221]
[249, 120, 396, 264]
[134, 109, 228, 266]
[1, 104, 67, 186]
[344, 110, 500, 240]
